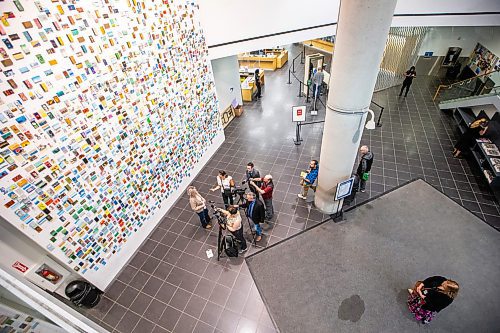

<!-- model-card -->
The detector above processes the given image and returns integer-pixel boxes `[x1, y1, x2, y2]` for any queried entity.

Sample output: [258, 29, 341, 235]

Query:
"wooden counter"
[303, 39, 334, 54]
[264, 49, 288, 68]
[238, 55, 277, 71]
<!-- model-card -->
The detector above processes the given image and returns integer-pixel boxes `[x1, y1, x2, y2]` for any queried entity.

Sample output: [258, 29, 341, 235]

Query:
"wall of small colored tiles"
[0, 0, 223, 289]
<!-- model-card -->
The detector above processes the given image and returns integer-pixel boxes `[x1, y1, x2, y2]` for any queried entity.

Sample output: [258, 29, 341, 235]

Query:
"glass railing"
[434, 69, 500, 102]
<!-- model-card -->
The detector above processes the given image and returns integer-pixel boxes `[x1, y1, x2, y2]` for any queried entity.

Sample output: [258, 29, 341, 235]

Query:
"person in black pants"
[356, 146, 373, 193]
[210, 170, 235, 208]
[245, 162, 261, 199]
[399, 66, 416, 97]
[255, 69, 262, 98]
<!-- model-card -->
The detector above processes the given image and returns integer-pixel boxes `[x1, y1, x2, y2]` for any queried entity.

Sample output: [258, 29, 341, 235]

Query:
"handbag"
[362, 172, 370, 181]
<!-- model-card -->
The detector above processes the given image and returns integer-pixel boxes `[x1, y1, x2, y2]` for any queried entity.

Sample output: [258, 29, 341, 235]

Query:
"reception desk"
[238, 55, 277, 71]
[264, 49, 288, 68]
[240, 69, 265, 102]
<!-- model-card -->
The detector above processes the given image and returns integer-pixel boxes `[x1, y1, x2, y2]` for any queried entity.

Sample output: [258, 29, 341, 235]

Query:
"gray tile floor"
[83, 44, 500, 333]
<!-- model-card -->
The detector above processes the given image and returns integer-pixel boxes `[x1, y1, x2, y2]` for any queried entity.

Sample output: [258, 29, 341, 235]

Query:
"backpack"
[224, 235, 239, 257]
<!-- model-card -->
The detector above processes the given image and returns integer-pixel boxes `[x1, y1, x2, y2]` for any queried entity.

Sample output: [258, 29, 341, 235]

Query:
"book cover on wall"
[0, 0, 222, 288]
[468, 43, 499, 76]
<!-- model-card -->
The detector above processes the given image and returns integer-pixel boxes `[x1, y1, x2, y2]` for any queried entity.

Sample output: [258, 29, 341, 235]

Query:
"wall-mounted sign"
[292, 105, 306, 122]
[12, 261, 29, 273]
[424, 51, 433, 58]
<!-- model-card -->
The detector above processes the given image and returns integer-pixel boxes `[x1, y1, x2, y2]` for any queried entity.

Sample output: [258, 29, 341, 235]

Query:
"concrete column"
[314, 0, 397, 213]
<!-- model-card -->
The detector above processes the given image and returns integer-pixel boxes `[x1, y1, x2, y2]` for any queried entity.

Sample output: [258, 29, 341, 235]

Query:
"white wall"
[211, 56, 244, 111]
[418, 26, 500, 57]
[199, 0, 500, 59]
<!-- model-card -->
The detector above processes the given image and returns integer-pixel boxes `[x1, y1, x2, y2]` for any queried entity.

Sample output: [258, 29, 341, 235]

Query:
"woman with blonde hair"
[187, 186, 212, 229]
[453, 118, 489, 158]
[407, 276, 459, 324]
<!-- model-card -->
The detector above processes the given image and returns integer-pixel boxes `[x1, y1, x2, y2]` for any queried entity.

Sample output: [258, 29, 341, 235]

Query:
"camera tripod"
[210, 203, 229, 261]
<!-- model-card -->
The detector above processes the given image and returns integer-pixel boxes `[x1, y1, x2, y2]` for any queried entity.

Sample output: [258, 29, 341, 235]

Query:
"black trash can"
[65, 280, 102, 308]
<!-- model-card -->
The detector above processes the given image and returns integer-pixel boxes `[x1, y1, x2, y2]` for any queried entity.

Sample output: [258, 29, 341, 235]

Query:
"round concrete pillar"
[314, 0, 397, 213]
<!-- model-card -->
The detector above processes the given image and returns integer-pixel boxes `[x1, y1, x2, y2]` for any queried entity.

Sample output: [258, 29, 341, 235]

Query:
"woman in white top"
[187, 186, 212, 229]
[217, 205, 247, 253]
[210, 170, 235, 207]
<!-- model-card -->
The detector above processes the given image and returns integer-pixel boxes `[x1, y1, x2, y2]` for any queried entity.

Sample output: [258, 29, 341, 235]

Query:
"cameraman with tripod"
[216, 205, 248, 254]
[239, 192, 265, 242]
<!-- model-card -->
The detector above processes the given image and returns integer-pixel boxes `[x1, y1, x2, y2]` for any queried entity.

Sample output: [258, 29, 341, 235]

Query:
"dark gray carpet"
[246, 179, 500, 333]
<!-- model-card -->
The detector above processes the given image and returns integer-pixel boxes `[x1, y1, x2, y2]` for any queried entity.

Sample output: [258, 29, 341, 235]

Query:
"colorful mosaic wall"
[0, 0, 221, 284]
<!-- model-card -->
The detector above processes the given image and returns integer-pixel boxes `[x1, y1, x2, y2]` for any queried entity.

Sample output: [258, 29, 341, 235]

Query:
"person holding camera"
[298, 160, 319, 199]
[187, 186, 212, 229]
[239, 192, 265, 242]
[245, 162, 261, 198]
[217, 205, 247, 253]
[250, 174, 274, 221]
[210, 170, 235, 208]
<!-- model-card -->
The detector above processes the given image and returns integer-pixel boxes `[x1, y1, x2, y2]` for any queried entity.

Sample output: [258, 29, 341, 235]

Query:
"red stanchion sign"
[292, 105, 306, 122]
[12, 261, 29, 273]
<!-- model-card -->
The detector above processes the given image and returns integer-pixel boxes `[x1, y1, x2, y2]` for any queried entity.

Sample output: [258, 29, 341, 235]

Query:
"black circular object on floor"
[65, 280, 102, 308]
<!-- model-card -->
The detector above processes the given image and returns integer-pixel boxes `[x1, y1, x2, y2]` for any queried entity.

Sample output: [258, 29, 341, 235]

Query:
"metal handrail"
[370, 101, 385, 127]
[433, 68, 500, 101]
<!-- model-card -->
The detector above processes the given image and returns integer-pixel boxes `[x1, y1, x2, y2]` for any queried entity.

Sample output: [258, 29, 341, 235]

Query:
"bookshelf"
[454, 107, 500, 202]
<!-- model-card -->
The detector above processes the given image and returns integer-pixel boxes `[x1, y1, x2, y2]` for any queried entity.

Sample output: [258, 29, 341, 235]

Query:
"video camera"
[234, 180, 248, 196]
[209, 201, 227, 229]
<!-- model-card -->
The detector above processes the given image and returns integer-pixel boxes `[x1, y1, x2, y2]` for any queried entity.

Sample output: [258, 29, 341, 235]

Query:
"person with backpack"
[217, 205, 247, 254]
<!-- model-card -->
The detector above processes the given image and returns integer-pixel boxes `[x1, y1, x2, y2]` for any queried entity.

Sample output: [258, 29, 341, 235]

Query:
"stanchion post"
[292, 59, 295, 73]
[376, 107, 384, 127]
[294, 122, 302, 145]
[298, 82, 302, 97]
[287, 69, 291, 84]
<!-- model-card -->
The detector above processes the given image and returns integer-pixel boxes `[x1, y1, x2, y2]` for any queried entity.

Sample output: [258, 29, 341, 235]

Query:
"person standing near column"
[255, 69, 262, 99]
[312, 67, 324, 98]
[356, 146, 373, 193]
[250, 175, 274, 220]
[399, 66, 416, 97]
[298, 160, 319, 199]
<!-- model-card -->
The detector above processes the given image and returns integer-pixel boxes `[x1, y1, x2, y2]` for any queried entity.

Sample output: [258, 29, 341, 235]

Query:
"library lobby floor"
[84, 44, 500, 333]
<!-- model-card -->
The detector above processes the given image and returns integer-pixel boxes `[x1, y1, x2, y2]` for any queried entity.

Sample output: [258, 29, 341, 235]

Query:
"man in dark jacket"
[240, 192, 265, 242]
[245, 162, 261, 198]
[356, 145, 374, 193]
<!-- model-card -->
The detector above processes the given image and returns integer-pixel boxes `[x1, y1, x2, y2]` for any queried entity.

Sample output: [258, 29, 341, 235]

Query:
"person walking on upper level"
[356, 145, 373, 193]
[399, 66, 416, 97]
[298, 160, 319, 199]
